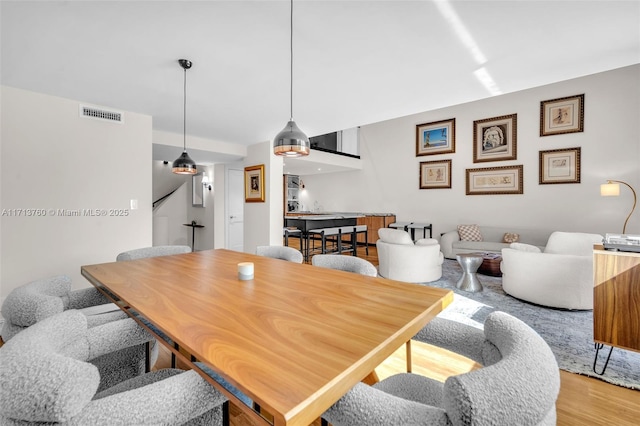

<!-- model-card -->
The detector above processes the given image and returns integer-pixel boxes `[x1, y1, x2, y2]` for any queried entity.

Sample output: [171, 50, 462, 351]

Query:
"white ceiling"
[2, 1, 639, 170]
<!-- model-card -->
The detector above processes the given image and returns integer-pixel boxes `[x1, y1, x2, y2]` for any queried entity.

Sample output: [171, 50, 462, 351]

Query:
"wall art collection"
[415, 94, 584, 193]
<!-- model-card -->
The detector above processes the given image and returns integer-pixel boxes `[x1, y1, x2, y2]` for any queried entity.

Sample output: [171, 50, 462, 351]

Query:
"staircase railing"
[153, 188, 179, 209]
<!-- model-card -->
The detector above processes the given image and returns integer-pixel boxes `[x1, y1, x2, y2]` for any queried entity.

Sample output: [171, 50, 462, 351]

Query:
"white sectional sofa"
[440, 225, 553, 260]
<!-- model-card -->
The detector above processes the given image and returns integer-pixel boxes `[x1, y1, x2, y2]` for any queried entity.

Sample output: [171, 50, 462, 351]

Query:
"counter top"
[285, 214, 364, 220]
[286, 212, 395, 217]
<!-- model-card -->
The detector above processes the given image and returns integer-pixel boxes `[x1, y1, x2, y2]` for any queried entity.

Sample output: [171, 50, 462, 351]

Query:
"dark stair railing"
[153, 188, 179, 209]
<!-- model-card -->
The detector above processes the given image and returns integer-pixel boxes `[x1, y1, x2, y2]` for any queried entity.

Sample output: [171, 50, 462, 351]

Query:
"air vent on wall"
[79, 104, 124, 123]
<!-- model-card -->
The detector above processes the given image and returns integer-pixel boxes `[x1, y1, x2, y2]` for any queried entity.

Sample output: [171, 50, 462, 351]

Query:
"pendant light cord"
[183, 65, 187, 151]
[289, 0, 294, 121]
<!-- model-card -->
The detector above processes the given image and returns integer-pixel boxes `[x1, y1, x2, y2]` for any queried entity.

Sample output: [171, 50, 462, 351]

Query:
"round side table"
[455, 253, 484, 292]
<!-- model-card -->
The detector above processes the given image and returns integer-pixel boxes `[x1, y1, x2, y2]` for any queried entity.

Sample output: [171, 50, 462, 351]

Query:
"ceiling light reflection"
[434, 0, 502, 95]
[434, 0, 486, 65]
[474, 67, 502, 96]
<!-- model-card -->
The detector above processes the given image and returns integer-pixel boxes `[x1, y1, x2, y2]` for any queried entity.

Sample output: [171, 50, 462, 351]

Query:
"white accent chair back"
[116, 245, 191, 261]
[376, 228, 443, 283]
[501, 231, 603, 309]
[256, 245, 304, 263]
[311, 254, 378, 277]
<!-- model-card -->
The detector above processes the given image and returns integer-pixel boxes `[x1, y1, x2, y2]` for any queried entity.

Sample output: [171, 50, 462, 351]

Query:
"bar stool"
[354, 224, 369, 255]
[282, 228, 304, 254]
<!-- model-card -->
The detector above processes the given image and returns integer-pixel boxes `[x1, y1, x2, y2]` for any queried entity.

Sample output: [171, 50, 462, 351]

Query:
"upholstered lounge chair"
[323, 311, 560, 426]
[311, 254, 378, 277]
[376, 228, 443, 282]
[256, 245, 304, 263]
[0, 275, 157, 391]
[501, 231, 603, 309]
[0, 310, 226, 425]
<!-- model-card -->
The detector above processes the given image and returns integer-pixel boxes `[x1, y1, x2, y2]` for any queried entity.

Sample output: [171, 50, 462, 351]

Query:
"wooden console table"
[592, 244, 640, 374]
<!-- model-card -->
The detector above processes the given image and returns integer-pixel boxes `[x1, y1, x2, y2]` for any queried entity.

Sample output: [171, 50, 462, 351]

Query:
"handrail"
[153, 189, 179, 209]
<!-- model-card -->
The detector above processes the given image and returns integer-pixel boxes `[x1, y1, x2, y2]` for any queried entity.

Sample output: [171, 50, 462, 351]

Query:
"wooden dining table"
[81, 249, 453, 426]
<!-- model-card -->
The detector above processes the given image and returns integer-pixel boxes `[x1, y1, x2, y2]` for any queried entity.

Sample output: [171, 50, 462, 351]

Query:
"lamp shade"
[274, 120, 310, 157]
[600, 182, 620, 196]
[172, 151, 197, 175]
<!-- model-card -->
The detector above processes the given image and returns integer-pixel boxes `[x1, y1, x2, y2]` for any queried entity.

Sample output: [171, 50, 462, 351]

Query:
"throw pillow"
[458, 225, 483, 242]
[503, 232, 520, 243]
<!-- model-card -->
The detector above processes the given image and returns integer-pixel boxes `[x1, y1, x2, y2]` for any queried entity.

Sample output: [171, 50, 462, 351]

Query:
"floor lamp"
[600, 180, 637, 234]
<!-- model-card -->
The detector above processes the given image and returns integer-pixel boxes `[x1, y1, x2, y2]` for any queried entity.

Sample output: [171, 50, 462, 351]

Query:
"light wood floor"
[153, 244, 639, 425]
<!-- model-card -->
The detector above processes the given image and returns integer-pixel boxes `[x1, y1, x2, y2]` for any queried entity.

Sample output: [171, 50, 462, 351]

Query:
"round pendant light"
[274, 0, 310, 157]
[172, 59, 197, 175]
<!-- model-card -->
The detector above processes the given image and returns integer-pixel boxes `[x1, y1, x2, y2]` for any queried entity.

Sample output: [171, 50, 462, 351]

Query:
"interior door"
[226, 168, 244, 252]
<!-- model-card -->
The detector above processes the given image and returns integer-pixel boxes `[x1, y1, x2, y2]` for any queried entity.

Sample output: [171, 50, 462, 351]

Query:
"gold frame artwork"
[244, 164, 265, 202]
[540, 94, 584, 136]
[539, 147, 581, 184]
[473, 114, 517, 163]
[419, 159, 452, 189]
[416, 118, 456, 156]
[466, 165, 524, 195]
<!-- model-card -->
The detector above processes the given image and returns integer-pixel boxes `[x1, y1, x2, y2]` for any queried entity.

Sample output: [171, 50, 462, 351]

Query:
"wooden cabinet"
[357, 215, 396, 244]
[593, 245, 640, 353]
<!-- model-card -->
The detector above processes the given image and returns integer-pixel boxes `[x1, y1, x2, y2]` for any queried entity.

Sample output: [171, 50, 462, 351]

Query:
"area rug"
[417, 259, 640, 390]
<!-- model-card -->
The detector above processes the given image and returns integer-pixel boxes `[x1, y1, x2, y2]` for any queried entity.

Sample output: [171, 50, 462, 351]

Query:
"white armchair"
[376, 228, 443, 283]
[501, 231, 603, 309]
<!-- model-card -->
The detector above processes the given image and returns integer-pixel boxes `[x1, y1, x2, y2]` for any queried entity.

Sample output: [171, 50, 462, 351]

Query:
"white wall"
[341, 127, 360, 156]
[151, 163, 214, 251]
[0, 86, 153, 301]
[243, 141, 283, 253]
[186, 164, 214, 250]
[213, 163, 228, 249]
[300, 65, 640, 238]
[152, 181, 189, 247]
[153, 130, 246, 159]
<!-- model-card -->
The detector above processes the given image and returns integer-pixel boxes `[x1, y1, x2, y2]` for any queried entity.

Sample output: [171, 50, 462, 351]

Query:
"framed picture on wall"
[539, 147, 581, 184]
[540, 94, 584, 136]
[244, 164, 265, 202]
[466, 165, 524, 195]
[473, 114, 517, 163]
[416, 118, 456, 156]
[419, 159, 452, 189]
